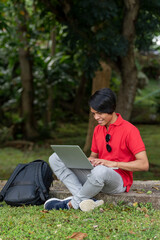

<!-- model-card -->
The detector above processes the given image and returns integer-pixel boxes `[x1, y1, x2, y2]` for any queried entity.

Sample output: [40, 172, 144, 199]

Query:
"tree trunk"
[116, 0, 139, 120]
[46, 28, 56, 124]
[19, 48, 38, 139]
[73, 74, 87, 114]
[83, 61, 111, 154]
[17, 3, 38, 139]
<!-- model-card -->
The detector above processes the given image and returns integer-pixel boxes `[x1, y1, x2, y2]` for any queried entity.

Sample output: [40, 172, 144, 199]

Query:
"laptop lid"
[50, 145, 93, 169]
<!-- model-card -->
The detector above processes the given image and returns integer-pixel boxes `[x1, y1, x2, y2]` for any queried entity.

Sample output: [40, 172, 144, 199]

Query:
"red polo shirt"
[91, 113, 146, 192]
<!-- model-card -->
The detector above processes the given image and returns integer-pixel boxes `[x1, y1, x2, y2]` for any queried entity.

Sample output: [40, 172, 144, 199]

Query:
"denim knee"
[49, 153, 58, 167]
[88, 165, 111, 186]
[49, 153, 74, 182]
[49, 153, 63, 174]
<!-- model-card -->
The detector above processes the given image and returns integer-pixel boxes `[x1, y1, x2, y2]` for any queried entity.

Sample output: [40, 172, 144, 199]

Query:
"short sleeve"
[126, 126, 146, 155]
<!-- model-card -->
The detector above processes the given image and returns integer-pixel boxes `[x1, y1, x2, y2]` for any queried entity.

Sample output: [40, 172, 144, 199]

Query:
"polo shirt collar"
[111, 113, 123, 126]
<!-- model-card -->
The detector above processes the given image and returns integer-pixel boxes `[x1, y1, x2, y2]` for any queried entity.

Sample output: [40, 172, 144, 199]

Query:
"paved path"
[1, 180, 160, 209]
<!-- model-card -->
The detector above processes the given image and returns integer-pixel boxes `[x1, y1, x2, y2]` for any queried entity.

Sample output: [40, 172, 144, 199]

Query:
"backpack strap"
[0, 164, 26, 202]
[34, 160, 48, 201]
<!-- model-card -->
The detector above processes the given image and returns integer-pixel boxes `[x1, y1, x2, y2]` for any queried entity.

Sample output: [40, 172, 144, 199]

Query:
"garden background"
[0, 1, 160, 239]
[0, 0, 160, 180]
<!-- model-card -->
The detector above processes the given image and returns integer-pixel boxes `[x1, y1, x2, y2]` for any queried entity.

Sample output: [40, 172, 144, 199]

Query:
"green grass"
[138, 124, 160, 164]
[133, 124, 160, 180]
[0, 147, 53, 180]
[0, 202, 160, 239]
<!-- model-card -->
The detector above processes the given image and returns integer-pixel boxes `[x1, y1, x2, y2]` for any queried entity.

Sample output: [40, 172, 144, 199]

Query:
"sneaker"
[44, 196, 72, 210]
[79, 199, 104, 212]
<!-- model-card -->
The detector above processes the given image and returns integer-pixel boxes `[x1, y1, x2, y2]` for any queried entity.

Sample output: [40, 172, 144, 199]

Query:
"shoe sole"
[44, 196, 72, 209]
[79, 199, 104, 212]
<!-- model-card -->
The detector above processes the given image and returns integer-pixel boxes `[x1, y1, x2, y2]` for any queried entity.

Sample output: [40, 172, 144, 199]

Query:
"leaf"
[57, 224, 62, 228]
[147, 191, 152, 194]
[129, 230, 136, 234]
[67, 232, 88, 240]
[133, 202, 138, 207]
[20, 11, 25, 16]
[40, 210, 49, 213]
[152, 186, 159, 190]
[141, 207, 148, 213]
[93, 225, 99, 228]
[133, 189, 145, 194]
[99, 208, 105, 213]
[83, 218, 94, 222]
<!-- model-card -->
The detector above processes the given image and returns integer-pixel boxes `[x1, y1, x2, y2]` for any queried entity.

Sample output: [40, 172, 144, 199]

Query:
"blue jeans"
[49, 153, 126, 209]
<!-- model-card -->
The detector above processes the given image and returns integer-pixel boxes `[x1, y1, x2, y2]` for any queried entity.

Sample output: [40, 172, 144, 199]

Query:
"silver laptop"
[51, 145, 93, 169]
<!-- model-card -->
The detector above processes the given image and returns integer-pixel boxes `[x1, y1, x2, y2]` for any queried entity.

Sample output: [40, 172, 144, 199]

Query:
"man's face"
[90, 107, 113, 126]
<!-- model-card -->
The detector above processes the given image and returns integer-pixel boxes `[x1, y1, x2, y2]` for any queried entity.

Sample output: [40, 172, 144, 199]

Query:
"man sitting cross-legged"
[44, 88, 149, 212]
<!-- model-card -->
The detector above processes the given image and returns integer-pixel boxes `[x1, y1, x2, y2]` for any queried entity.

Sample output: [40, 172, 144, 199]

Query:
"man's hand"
[88, 157, 118, 168]
[88, 157, 101, 166]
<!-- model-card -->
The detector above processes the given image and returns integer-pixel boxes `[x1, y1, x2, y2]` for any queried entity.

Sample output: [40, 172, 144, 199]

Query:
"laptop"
[51, 145, 93, 169]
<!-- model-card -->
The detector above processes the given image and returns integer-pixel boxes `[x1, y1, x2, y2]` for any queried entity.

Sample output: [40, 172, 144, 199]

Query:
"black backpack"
[0, 160, 53, 206]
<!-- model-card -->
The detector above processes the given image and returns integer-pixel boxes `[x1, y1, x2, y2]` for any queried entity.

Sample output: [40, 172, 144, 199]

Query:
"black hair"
[89, 88, 116, 114]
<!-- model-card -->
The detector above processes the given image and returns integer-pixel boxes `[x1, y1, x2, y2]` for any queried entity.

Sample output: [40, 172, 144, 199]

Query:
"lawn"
[0, 202, 160, 239]
[133, 124, 160, 180]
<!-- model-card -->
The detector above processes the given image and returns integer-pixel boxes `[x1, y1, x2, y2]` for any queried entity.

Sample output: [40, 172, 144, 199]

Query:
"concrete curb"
[1, 180, 160, 209]
[49, 180, 160, 209]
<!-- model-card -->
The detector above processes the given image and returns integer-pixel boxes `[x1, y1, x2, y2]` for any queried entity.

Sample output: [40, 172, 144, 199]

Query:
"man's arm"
[116, 151, 149, 172]
[88, 151, 149, 172]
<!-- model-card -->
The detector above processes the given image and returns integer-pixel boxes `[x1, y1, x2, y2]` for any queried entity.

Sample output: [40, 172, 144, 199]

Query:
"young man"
[44, 88, 149, 212]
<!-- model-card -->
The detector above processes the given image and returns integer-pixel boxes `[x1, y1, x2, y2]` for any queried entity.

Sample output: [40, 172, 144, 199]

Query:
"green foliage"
[155, 94, 160, 113]
[0, 127, 13, 144]
[37, 0, 160, 80]
[0, 0, 86, 137]
[0, 27, 21, 126]
[136, 0, 160, 51]
[57, 0, 128, 78]
[131, 80, 160, 124]
[0, 0, 160, 140]
[0, 1, 10, 31]
[36, 0, 129, 80]
[110, 71, 121, 95]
